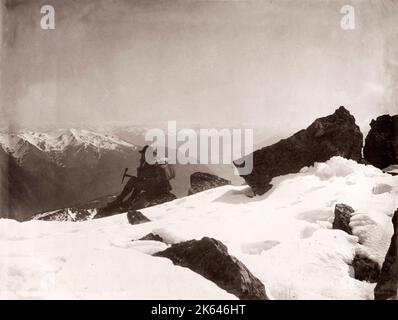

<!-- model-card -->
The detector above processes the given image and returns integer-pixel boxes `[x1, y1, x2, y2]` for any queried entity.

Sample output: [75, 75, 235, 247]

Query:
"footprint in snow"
[349, 213, 378, 243]
[372, 183, 393, 195]
[300, 225, 320, 239]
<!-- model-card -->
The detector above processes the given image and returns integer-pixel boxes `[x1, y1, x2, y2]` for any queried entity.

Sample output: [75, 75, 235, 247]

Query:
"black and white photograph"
[0, 0, 397, 303]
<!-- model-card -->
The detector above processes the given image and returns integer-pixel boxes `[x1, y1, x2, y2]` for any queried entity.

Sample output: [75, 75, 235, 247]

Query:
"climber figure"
[108, 145, 174, 209]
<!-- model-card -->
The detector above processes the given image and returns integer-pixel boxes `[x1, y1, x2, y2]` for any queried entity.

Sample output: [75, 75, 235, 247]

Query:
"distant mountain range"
[0, 129, 142, 220]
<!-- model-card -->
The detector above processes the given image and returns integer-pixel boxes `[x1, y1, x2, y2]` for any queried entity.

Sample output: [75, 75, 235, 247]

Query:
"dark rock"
[127, 210, 150, 225]
[375, 209, 398, 300]
[364, 114, 398, 169]
[94, 205, 124, 219]
[95, 192, 176, 219]
[188, 172, 231, 195]
[352, 255, 380, 283]
[332, 203, 382, 284]
[154, 237, 268, 300]
[137, 192, 177, 208]
[332, 204, 354, 234]
[234, 106, 363, 195]
[139, 233, 164, 242]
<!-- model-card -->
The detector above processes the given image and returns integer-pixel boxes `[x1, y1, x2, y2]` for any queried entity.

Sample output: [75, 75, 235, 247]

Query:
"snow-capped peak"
[0, 129, 136, 154]
[66, 128, 135, 150]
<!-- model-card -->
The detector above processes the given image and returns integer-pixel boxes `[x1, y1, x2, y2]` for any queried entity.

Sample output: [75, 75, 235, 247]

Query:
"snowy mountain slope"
[0, 157, 396, 299]
[0, 219, 234, 300]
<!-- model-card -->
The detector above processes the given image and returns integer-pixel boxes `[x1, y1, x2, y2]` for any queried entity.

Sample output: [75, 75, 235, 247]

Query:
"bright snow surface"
[1, 157, 397, 299]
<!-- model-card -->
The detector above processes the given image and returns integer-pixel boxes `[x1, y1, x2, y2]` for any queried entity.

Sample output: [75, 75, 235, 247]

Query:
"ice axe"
[121, 168, 134, 184]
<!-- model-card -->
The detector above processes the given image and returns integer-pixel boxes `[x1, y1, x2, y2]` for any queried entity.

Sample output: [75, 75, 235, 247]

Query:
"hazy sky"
[1, 0, 397, 135]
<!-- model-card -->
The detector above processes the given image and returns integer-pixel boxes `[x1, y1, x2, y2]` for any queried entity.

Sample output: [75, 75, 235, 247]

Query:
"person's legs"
[129, 192, 151, 210]
[125, 187, 141, 204]
[114, 176, 138, 203]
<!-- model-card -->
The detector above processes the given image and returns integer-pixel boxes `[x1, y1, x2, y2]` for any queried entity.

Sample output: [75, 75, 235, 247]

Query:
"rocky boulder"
[331, 203, 381, 283]
[352, 255, 380, 283]
[138, 192, 177, 208]
[332, 204, 354, 234]
[188, 172, 231, 195]
[154, 237, 268, 300]
[127, 210, 150, 225]
[138, 233, 164, 242]
[234, 106, 363, 195]
[364, 115, 398, 170]
[374, 209, 398, 300]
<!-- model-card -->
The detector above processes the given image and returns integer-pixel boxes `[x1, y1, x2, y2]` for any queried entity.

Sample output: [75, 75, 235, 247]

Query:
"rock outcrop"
[375, 210, 398, 300]
[352, 255, 380, 283]
[332, 204, 354, 235]
[127, 210, 150, 225]
[154, 237, 268, 300]
[331, 203, 381, 283]
[138, 192, 177, 208]
[383, 165, 398, 176]
[234, 106, 363, 195]
[364, 115, 398, 170]
[138, 233, 164, 242]
[32, 207, 96, 222]
[188, 172, 231, 195]
[95, 191, 176, 219]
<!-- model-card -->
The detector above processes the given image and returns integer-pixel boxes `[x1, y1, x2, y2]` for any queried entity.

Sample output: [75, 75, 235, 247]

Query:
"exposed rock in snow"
[364, 115, 398, 170]
[333, 204, 354, 234]
[154, 237, 268, 300]
[235, 106, 363, 195]
[30, 194, 119, 222]
[34, 191, 178, 222]
[32, 207, 97, 222]
[188, 172, 231, 195]
[375, 209, 398, 300]
[127, 210, 150, 225]
[138, 233, 164, 242]
[352, 255, 380, 283]
[332, 204, 384, 284]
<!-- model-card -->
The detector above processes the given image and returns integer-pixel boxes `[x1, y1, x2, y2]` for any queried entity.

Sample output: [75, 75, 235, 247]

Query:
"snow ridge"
[0, 129, 136, 155]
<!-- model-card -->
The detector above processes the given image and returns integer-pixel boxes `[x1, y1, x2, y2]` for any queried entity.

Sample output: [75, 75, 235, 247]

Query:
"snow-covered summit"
[0, 129, 136, 154]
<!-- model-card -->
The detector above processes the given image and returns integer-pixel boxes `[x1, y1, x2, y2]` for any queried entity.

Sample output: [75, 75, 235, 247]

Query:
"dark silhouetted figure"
[109, 145, 172, 209]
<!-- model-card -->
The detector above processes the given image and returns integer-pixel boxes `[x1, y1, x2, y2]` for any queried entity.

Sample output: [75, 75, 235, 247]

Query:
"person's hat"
[139, 145, 157, 155]
[139, 145, 150, 153]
